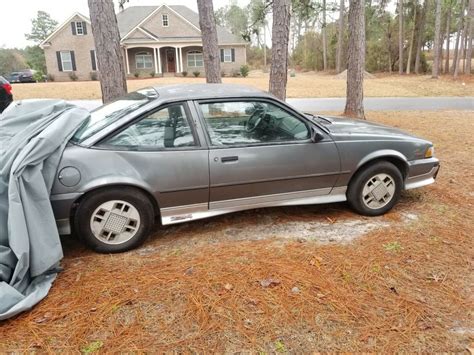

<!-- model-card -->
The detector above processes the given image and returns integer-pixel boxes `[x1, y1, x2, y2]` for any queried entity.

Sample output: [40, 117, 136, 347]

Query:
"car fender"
[355, 149, 408, 171]
[79, 176, 158, 205]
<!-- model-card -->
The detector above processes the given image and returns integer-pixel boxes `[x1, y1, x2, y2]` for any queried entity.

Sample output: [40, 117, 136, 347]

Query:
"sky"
[0, 0, 249, 49]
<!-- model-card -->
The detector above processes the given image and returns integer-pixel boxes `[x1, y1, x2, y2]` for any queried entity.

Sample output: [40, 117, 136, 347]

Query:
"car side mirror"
[310, 127, 324, 143]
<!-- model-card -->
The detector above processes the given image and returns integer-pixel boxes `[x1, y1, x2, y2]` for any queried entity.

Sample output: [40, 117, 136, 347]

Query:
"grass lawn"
[1, 110, 473, 352]
[11, 71, 474, 100]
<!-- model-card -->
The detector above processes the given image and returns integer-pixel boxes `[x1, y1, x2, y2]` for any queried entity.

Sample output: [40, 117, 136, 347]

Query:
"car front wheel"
[347, 161, 403, 216]
[74, 187, 155, 253]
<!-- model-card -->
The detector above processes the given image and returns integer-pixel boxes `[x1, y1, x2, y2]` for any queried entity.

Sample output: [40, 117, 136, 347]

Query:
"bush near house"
[239, 65, 249, 77]
[182, 71, 188, 77]
[69, 72, 78, 81]
[33, 71, 45, 82]
[193, 71, 200, 77]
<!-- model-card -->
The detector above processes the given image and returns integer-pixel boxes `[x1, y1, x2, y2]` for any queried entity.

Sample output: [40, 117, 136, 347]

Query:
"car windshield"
[71, 87, 158, 144]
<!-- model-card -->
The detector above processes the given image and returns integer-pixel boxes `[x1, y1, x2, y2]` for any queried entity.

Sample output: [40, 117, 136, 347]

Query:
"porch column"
[125, 47, 130, 75]
[153, 47, 158, 74]
[175, 47, 180, 72]
[157, 48, 162, 74]
[179, 47, 183, 74]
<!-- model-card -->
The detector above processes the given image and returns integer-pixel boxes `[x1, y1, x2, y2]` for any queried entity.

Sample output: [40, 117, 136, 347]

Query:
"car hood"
[316, 115, 429, 142]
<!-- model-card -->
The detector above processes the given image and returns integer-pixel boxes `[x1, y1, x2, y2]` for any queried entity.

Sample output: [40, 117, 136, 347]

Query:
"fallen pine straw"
[0, 111, 473, 352]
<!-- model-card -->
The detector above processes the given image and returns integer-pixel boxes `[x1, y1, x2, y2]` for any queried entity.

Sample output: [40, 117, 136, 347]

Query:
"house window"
[60, 51, 73, 71]
[90, 50, 98, 71]
[136, 52, 153, 69]
[223, 48, 232, 62]
[187, 51, 203, 67]
[75, 21, 84, 35]
[162, 14, 169, 27]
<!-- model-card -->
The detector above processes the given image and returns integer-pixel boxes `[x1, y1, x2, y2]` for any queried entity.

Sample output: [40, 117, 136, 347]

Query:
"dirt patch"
[1, 111, 473, 353]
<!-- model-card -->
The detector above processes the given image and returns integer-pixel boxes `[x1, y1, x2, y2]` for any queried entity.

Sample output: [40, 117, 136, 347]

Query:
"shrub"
[134, 72, 139, 78]
[46, 73, 55, 82]
[193, 71, 200, 77]
[150, 71, 156, 78]
[290, 70, 296, 77]
[69, 72, 78, 81]
[182, 71, 188, 77]
[33, 71, 45, 82]
[239, 65, 249, 77]
[90, 72, 98, 81]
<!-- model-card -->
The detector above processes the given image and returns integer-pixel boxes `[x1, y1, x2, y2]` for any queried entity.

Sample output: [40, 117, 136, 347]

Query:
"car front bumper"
[405, 157, 440, 190]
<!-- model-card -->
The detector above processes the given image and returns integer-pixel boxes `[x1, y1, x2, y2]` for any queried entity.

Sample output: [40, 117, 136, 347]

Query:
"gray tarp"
[0, 100, 89, 320]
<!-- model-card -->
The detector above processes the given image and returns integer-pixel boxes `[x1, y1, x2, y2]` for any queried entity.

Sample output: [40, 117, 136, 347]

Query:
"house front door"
[166, 50, 176, 72]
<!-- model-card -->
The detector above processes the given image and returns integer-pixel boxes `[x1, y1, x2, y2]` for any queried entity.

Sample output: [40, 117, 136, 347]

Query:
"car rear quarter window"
[98, 103, 197, 150]
[71, 88, 158, 144]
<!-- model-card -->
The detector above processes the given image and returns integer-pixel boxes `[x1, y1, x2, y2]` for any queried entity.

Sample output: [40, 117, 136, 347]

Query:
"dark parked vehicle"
[51, 84, 439, 253]
[8, 70, 35, 83]
[0, 76, 13, 113]
[8, 72, 22, 83]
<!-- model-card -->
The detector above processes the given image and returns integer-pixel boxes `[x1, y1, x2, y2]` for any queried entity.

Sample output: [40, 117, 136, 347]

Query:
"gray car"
[51, 84, 439, 253]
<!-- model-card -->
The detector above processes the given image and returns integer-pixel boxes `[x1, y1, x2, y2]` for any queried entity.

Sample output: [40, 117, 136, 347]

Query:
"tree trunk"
[444, 6, 452, 73]
[406, 2, 417, 74]
[462, 18, 469, 72]
[344, 0, 365, 119]
[398, 0, 404, 74]
[322, 0, 328, 70]
[455, 26, 466, 77]
[263, 23, 267, 68]
[87, 0, 127, 103]
[452, 0, 466, 74]
[197, 0, 221, 83]
[438, 19, 444, 73]
[466, 0, 474, 74]
[336, 0, 345, 73]
[432, 0, 442, 78]
[414, 0, 428, 74]
[269, 0, 291, 100]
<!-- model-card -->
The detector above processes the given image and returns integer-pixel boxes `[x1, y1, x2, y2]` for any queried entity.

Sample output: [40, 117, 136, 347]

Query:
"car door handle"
[220, 156, 239, 163]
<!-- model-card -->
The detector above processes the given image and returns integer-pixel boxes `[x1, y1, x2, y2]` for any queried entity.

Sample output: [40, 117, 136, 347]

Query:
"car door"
[96, 101, 209, 223]
[195, 98, 341, 210]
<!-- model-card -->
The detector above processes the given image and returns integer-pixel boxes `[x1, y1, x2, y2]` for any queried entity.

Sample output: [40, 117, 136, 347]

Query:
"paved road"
[70, 96, 474, 112]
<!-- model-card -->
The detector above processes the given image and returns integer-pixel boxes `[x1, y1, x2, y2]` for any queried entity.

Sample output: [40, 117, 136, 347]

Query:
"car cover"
[0, 99, 90, 320]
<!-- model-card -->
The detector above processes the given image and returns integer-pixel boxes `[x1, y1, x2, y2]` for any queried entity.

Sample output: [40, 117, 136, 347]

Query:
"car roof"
[151, 84, 274, 101]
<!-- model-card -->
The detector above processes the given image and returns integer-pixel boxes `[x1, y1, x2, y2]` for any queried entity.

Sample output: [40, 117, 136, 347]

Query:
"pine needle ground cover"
[1, 111, 472, 352]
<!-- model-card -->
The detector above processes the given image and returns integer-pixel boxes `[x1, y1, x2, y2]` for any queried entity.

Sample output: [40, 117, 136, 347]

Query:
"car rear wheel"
[347, 161, 403, 216]
[74, 187, 155, 253]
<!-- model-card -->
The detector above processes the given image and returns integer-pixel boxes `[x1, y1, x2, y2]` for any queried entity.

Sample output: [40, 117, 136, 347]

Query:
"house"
[40, 5, 248, 81]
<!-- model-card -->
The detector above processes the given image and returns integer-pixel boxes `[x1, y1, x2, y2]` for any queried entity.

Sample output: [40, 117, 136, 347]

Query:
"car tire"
[347, 161, 403, 216]
[74, 187, 155, 253]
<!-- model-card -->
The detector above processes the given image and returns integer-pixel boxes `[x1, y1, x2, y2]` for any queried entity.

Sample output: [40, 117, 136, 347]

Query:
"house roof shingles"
[116, 5, 246, 45]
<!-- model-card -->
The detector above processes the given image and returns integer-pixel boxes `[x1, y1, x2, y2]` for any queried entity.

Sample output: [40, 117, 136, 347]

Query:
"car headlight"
[425, 146, 434, 158]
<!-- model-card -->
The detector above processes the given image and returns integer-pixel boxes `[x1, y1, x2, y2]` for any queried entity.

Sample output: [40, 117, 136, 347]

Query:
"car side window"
[199, 101, 310, 146]
[100, 103, 196, 149]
